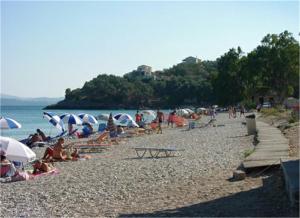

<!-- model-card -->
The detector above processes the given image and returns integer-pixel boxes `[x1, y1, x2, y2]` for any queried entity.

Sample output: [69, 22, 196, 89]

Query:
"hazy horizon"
[1, 1, 299, 98]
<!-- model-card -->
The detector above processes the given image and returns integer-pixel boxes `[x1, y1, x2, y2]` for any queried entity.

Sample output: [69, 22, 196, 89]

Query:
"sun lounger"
[133, 147, 184, 158]
[71, 132, 112, 153]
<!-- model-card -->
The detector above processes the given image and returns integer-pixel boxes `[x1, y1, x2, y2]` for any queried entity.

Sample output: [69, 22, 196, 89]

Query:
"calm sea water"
[0, 106, 169, 140]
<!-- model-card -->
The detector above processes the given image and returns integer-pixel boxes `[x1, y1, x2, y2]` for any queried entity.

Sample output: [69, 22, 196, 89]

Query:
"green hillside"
[46, 31, 299, 110]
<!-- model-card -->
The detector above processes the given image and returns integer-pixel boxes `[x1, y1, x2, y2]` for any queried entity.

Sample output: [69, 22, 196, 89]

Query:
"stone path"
[243, 121, 289, 169]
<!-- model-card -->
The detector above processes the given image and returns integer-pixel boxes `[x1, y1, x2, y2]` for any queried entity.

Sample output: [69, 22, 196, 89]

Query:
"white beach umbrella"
[176, 109, 189, 116]
[97, 113, 117, 122]
[118, 114, 139, 127]
[113, 113, 125, 120]
[0, 136, 36, 163]
[78, 113, 98, 124]
[184, 108, 194, 114]
[43, 112, 65, 132]
[141, 110, 156, 123]
[60, 113, 82, 125]
[0, 117, 22, 129]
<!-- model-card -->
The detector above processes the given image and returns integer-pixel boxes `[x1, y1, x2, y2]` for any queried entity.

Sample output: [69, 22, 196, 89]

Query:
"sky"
[1, 1, 299, 98]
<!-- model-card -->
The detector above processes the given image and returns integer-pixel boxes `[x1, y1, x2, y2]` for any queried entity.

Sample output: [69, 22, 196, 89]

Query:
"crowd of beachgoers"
[1, 108, 219, 182]
[0, 106, 267, 217]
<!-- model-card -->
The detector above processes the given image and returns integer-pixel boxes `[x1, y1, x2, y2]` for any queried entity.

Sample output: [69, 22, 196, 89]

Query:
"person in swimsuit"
[156, 109, 164, 134]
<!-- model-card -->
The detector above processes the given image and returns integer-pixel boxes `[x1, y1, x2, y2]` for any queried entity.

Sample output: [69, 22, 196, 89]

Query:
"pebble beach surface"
[1, 114, 254, 217]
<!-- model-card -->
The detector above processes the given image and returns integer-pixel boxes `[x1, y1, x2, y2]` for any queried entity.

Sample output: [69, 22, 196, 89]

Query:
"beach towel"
[30, 168, 59, 178]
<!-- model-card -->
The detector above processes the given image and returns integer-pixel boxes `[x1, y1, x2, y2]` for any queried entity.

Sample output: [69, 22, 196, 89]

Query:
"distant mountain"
[1, 93, 63, 106]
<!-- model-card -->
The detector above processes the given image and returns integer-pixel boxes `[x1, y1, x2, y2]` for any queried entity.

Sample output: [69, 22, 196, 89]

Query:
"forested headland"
[46, 31, 299, 110]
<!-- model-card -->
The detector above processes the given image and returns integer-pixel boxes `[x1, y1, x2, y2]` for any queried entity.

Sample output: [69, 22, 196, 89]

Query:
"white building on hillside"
[137, 65, 153, 78]
[182, 56, 200, 64]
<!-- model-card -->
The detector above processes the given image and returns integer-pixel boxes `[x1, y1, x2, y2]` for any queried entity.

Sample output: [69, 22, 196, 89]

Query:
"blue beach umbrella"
[97, 113, 117, 122]
[60, 113, 82, 125]
[117, 114, 139, 127]
[78, 113, 98, 124]
[113, 113, 124, 120]
[43, 112, 65, 132]
[0, 117, 22, 129]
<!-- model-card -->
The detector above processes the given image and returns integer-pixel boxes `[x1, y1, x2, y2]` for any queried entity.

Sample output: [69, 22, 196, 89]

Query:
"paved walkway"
[243, 121, 289, 169]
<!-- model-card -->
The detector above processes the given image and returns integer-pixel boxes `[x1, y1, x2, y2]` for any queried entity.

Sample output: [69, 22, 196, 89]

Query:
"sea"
[0, 106, 169, 140]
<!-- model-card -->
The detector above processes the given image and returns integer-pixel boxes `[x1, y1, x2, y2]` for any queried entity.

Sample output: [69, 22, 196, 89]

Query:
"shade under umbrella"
[0, 136, 36, 163]
[78, 113, 98, 124]
[43, 112, 65, 132]
[0, 117, 22, 129]
[60, 113, 82, 125]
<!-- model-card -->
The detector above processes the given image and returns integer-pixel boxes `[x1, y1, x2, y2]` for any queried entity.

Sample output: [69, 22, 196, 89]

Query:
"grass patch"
[260, 108, 281, 117]
[244, 148, 255, 158]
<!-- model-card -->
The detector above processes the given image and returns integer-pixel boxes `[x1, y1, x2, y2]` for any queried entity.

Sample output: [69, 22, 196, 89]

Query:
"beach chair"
[98, 123, 107, 133]
[86, 131, 110, 144]
[72, 142, 111, 153]
[133, 147, 184, 158]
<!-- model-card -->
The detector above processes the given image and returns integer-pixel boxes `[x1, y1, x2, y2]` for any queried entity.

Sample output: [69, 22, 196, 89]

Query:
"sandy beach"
[0, 113, 298, 217]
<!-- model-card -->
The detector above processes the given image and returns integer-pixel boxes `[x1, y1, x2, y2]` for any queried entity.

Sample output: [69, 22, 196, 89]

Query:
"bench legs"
[135, 149, 147, 158]
[149, 150, 160, 158]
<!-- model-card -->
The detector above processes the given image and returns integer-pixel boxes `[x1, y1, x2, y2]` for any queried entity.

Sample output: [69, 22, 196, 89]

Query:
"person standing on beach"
[228, 106, 233, 119]
[233, 107, 237, 118]
[168, 110, 176, 128]
[240, 105, 245, 117]
[135, 110, 141, 123]
[156, 109, 164, 134]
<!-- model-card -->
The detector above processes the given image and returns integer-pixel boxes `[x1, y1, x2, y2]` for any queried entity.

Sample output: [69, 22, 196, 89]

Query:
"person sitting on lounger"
[37, 129, 51, 141]
[1, 151, 17, 178]
[26, 133, 43, 148]
[77, 123, 93, 138]
[32, 160, 54, 174]
[42, 138, 79, 161]
[116, 125, 125, 135]
[0, 151, 30, 182]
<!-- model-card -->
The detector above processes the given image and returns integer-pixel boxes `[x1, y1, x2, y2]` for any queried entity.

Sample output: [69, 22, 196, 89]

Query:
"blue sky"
[1, 1, 299, 97]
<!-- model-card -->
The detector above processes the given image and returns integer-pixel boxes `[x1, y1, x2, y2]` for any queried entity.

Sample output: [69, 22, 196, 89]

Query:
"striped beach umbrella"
[0, 117, 22, 129]
[78, 113, 98, 124]
[97, 113, 117, 122]
[107, 113, 117, 133]
[43, 112, 65, 132]
[117, 114, 139, 127]
[113, 113, 124, 120]
[60, 113, 82, 125]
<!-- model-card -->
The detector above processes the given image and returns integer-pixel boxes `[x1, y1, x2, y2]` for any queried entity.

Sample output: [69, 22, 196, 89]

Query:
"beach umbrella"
[176, 109, 189, 116]
[0, 136, 36, 163]
[78, 113, 98, 124]
[113, 113, 124, 120]
[141, 110, 156, 123]
[43, 112, 65, 132]
[118, 114, 139, 127]
[141, 110, 156, 116]
[184, 108, 194, 114]
[107, 113, 117, 132]
[97, 113, 117, 122]
[0, 117, 22, 129]
[60, 113, 82, 125]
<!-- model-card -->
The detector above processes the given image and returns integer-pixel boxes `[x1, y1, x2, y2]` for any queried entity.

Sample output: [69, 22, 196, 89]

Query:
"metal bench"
[133, 147, 184, 158]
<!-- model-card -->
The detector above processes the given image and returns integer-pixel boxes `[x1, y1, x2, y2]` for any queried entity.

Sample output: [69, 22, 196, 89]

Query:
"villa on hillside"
[137, 65, 156, 79]
[182, 56, 201, 64]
